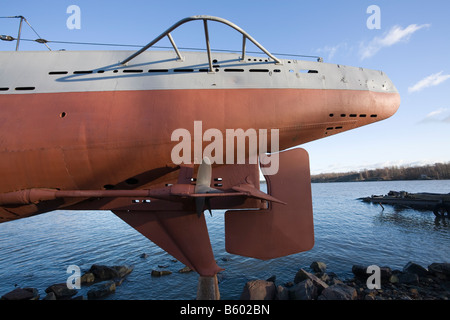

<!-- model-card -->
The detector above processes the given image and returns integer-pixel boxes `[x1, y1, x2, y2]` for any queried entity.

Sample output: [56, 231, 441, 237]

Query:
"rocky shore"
[1, 260, 448, 300]
[240, 261, 450, 300]
[0, 259, 194, 300]
[0, 264, 134, 300]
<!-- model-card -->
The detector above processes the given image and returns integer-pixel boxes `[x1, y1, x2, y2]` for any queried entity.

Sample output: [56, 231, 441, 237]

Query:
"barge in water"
[360, 190, 450, 217]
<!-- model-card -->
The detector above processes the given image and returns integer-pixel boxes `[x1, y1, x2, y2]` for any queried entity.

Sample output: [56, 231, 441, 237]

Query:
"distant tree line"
[311, 162, 450, 183]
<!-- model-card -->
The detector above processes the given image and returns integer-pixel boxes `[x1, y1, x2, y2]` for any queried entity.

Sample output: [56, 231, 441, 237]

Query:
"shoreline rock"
[151, 269, 172, 277]
[87, 281, 116, 300]
[2, 259, 448, 300]
[45, 283, 78, 300]
[240, 261, 450, 300]
[240, 280, 276, 300]
[1, 263, 134, 300]
[0, 287, 39, 300]
[88, 264, 134, 282]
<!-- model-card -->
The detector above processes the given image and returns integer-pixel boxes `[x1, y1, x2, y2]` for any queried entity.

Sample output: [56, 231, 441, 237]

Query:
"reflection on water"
[0, 180, 449, 299]
[374, 207, 450, 233]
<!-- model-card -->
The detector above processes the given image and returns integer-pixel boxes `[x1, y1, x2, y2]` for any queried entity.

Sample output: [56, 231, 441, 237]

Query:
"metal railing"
[120, 15, 282, 70]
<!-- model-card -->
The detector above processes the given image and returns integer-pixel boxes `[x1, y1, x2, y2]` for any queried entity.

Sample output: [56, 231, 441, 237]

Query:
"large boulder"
[403, 262, 428, 277]
[293, 268, 328, 294]
[87, 281, 116, 300]
[89, 264, 133, 281]
[276, 285, 290, 300]
[352, 265, 369, 278]
[294, 268, 310, 284]
[240, 280, 276, 300]
[45, 283, 78, 299]
[291, 279, 318, 300]
[428, 263, 450, 280]
[113, 265, 134, 278]
[310, 261, 327, 274]
[352, 264, 392, 282]
[1, 287, 39, 300]
[318, 284, 357, 300]
[89, 264, 119, 280]
[81, 272, 95, 284]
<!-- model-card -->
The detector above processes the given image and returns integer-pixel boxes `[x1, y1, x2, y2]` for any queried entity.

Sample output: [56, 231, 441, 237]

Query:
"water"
[0, 180, 449, 300]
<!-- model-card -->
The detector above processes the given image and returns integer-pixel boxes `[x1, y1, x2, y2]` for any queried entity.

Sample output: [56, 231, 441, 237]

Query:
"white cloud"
[408, 71, 450, 93]
[418, 108, 450, 124]
[359, 24, 430, 60]
[426, 108, 447, 118]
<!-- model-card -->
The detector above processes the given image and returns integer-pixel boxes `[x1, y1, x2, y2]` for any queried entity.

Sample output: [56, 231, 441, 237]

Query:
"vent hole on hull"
[15, 87, 35, 91]
[148, 69, 169, 73]
[73, 71, 93, 74]
[249, 69, 269, 73]
[49, 71, 68, 75]
[173, 69, 195, 73]
[123, 69, 143, 73]
[125, 178, 139, 185]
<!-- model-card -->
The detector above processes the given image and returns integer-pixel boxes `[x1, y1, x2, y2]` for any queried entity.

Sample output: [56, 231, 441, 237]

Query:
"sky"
[1, 0, 449, 175]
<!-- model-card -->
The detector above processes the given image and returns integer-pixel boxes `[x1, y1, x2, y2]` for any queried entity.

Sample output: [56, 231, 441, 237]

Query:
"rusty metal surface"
[225, 148, 314, 259]
[113, 209, 223, 277]
[0, 89, 399, 206]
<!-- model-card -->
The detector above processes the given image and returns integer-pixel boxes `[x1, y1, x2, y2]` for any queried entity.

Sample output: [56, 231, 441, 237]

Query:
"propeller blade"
[194, 157, 222, 216]
[195, 157, 212, 194]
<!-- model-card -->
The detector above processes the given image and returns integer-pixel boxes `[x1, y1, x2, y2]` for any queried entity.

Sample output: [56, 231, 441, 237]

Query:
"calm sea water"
[0, 180, 449, 300]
